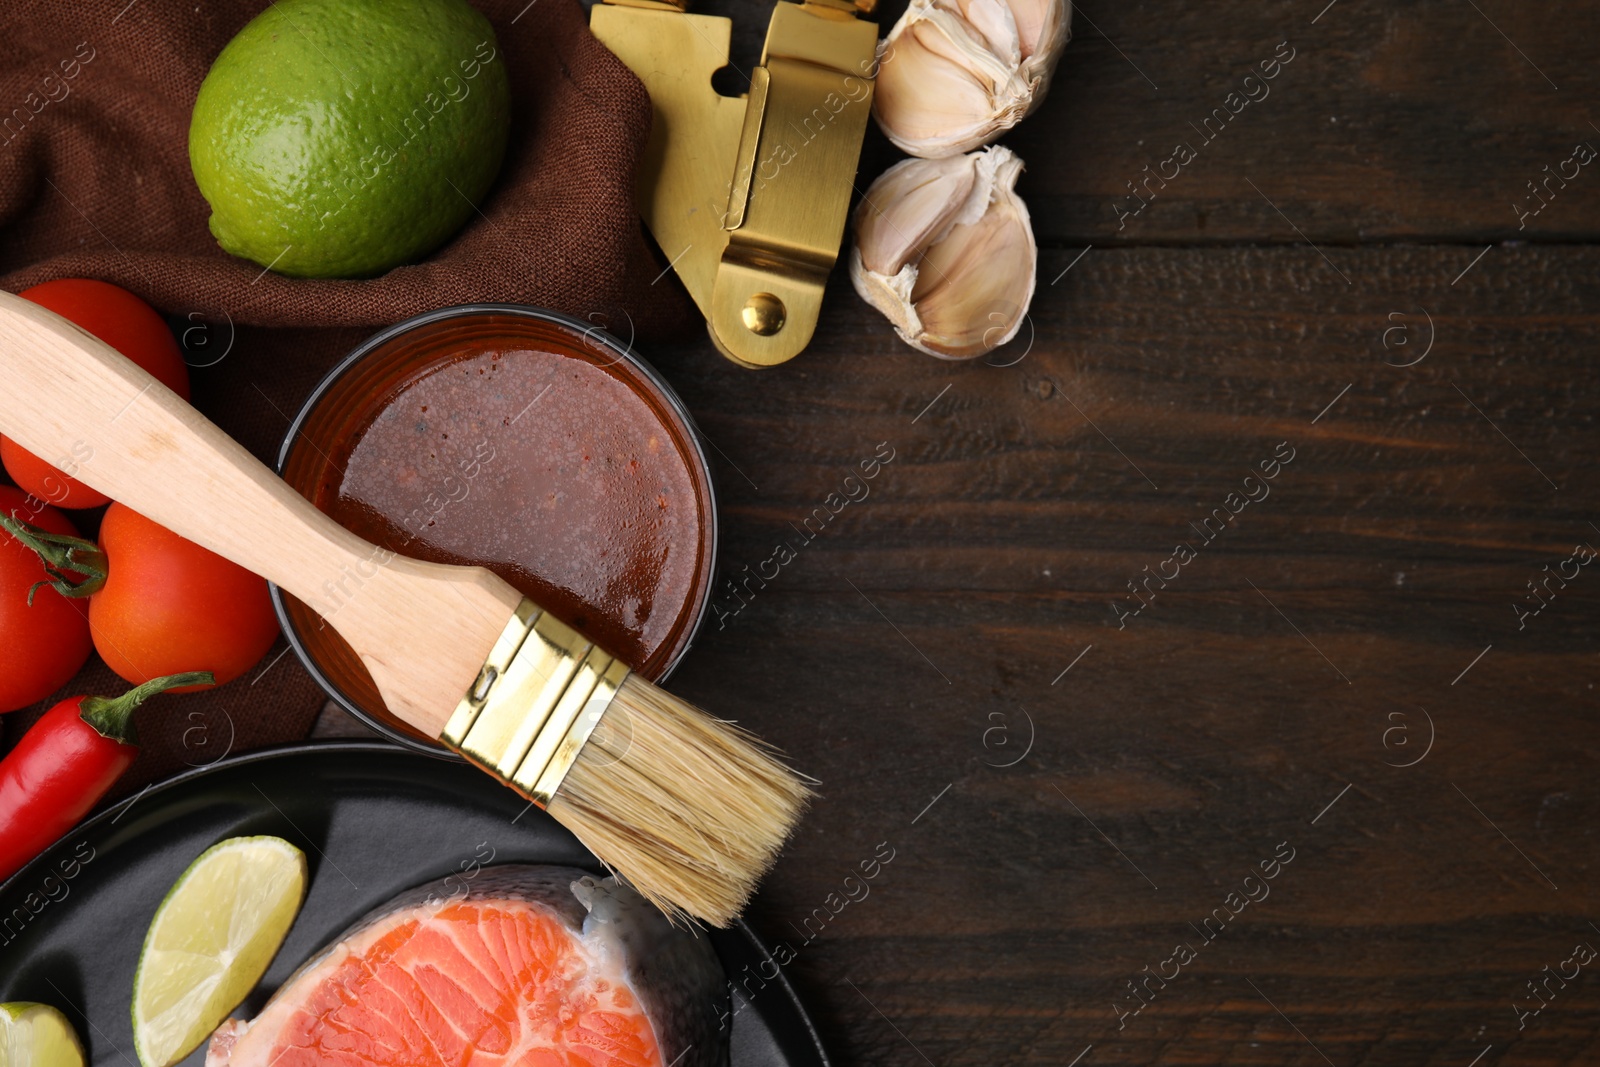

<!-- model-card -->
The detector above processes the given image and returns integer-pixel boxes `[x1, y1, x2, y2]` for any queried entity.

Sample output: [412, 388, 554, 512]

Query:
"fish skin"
[571, 873, 730, 1067]
[207, 865, 729, 1067]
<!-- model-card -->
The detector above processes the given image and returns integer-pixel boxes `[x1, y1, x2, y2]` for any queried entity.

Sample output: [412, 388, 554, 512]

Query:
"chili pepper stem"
[0, 512, 109, 602]
[79, 671, 216, 745]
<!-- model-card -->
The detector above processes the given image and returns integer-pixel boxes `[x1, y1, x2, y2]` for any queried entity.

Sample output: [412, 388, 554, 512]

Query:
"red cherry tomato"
[1, 279, 191, 509]
[0, 487, 93, 711]
[90, 503, 278, 689]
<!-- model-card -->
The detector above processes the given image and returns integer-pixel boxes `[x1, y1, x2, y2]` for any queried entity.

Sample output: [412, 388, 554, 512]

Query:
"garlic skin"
[850, 145, 1037, 360]
[873, 0, 1070, 158]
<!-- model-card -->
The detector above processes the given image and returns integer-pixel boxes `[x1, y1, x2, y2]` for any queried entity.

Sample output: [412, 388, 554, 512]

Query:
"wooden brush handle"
[0, 291, 521, 735]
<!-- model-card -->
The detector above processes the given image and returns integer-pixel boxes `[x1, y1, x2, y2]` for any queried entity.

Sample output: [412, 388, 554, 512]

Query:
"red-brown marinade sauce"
[279, 314, 713, 738]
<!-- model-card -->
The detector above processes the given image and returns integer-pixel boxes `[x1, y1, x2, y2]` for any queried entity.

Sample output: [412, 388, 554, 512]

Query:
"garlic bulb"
[873, 0, 1070, 157]
[850, 145, 1037, 359]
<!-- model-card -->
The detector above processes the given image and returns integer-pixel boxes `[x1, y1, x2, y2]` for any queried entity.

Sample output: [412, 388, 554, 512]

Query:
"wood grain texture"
[281, 0, 1600, 1059]
[602, 6, 1600, 1056]
[631, 239, 1600, 1064]
[302, 0, 1600, 1048]
[854, 0, 1600, 245]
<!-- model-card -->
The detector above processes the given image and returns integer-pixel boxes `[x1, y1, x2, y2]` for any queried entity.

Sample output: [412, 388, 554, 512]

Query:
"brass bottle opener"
[591, 0, 879, 368]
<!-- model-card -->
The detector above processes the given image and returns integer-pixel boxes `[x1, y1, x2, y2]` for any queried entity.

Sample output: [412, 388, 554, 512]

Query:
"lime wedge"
[0, 1002, 85, 1067]
[131, 836, 307, 1067]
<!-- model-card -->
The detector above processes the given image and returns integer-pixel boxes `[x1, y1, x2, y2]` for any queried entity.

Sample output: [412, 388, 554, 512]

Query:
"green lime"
[0, 1002, 84, 1067]
[189, 0, 511, 278]
[131, 836, 308, 1067]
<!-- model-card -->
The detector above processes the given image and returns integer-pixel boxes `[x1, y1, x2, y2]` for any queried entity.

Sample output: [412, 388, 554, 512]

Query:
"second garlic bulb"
[850, 145, 1037, 360]
[873, 0, 1071, 158]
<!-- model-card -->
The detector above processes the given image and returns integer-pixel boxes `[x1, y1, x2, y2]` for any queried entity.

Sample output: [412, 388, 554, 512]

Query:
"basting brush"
[0, 292, 808, 925]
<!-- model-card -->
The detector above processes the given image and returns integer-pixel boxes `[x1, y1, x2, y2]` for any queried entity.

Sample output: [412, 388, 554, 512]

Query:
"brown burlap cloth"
[0, 0, 696, 797]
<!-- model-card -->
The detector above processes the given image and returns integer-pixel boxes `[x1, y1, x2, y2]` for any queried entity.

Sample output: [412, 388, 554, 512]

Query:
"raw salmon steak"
[206, 865, 728, 1067]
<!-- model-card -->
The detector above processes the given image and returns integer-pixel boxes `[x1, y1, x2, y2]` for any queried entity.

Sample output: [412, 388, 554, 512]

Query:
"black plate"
[0, 742, 828, 1067]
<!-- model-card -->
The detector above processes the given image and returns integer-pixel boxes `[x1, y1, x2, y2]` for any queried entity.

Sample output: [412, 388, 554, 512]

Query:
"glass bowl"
[271, 304, 718, 756]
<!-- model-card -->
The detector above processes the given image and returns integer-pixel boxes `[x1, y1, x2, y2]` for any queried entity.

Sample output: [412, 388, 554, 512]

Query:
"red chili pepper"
[0, 671, 212, 883]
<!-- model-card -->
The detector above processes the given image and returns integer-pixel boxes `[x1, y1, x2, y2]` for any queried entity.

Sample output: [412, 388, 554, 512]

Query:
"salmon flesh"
[206, 865, 728, 1067]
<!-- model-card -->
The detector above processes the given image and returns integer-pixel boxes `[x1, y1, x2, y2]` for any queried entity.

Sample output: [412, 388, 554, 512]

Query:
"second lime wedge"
[131, 835, 307, 1067]
[0, 1002, 84, 1067]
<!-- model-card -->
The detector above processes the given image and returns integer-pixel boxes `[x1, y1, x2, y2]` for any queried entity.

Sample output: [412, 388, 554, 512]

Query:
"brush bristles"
[546, 674, 813, 926]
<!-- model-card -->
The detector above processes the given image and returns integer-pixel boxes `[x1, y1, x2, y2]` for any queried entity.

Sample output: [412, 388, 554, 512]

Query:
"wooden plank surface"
[852, 0, 1600, 244]
[326, 0, 1600, 1053]
[632, 240, 1600, 1064]
[295, 0, 1600, 1061]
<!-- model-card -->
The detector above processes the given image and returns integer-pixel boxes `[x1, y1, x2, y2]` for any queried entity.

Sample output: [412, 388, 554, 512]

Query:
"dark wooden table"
[316, 1, 1600, 1064]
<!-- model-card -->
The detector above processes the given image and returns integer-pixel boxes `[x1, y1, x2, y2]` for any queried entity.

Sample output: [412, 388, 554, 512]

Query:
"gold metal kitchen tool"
[592, 0, 879, 368]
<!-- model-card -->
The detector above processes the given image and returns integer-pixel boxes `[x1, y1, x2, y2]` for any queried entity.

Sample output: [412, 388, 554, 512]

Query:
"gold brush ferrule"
[442, 598, 632, 807]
